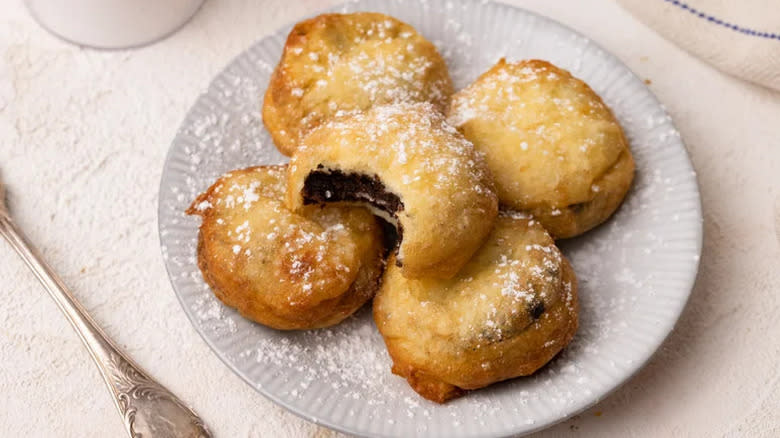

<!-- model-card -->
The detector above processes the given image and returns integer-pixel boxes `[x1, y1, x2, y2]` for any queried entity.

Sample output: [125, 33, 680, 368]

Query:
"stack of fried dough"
[188, 12, 634, 403]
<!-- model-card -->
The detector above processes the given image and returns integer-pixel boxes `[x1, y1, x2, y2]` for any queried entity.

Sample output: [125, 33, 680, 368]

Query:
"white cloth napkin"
[618, 0, 780, 91]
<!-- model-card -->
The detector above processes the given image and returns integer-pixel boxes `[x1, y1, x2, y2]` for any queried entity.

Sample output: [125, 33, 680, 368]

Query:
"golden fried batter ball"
[263, 12, 453, 155]
[286, 103, 498, 280]
[448, 59, 635, 238]
[187, 165, 385, 330]
[374, 213, 578, 403]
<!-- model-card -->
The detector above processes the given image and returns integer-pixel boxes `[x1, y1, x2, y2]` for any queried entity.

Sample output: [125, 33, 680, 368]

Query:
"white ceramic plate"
[158, 1, 702, 436]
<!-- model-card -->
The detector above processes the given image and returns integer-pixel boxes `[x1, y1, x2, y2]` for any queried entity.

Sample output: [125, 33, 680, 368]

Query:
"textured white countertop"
[1, 0, 778, 436]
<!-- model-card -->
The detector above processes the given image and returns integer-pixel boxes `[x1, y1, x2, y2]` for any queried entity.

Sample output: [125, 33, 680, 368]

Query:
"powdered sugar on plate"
[158, 0, 701, 436]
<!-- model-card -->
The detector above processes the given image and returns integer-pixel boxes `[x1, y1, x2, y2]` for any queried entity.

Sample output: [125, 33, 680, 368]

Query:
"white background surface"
[0, 0, 778, 436]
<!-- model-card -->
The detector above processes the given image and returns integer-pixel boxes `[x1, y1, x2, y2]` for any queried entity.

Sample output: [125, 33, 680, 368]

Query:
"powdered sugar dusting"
[238, 308, 393, 401]
[274, 12, 453, 145]
[159, 0, 701, 435]
[300, 102, 491, 196]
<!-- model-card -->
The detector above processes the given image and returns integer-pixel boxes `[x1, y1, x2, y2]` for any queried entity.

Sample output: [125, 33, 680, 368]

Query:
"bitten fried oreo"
[373, 213, 578, 403]
[263, 12, 453, 156]
[186, 165, 385, 330]
[448, 59, 635, 238]
[286, 102, 498, 280]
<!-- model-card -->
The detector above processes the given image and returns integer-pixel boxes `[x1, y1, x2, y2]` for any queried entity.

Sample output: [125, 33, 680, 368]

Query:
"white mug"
[26, 0, 205, 49]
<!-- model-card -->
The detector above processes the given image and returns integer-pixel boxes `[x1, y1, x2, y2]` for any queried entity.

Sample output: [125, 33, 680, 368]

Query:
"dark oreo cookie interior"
[302, 167, 403, 259]
[530, 300, 545, 320]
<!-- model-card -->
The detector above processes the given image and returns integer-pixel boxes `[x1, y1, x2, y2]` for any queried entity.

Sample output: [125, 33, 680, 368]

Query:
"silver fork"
[0, 178, 210, 438]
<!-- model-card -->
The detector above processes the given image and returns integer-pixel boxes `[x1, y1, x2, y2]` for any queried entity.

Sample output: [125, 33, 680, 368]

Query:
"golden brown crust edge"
[533, 148, 635, 239]
[261, 14, 325, 155]
[512, 60, 635, 239]
[196, 226, 384, 330]
[262, 68, 298, 156]
[187, 165, 385, 330]
[448, 58, 635, 239]
[263, 12, 453, 156]
[377, 257, 579, 403]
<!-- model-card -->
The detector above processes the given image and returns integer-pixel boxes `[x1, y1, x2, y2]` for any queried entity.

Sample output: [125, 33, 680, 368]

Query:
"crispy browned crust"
[530, 148, 635, 239]
[390, 364, 465, 403]
[381, 259, 578, 403]
[187, 165, 386, 330]
[448, 59, 635, 239]
[374, 216, 579, 402]
[263, 12, 453, 155]
[196, 227, 384, 330]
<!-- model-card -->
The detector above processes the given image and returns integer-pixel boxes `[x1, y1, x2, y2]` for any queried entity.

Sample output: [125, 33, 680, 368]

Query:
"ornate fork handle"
[0, 201, 210, 437]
